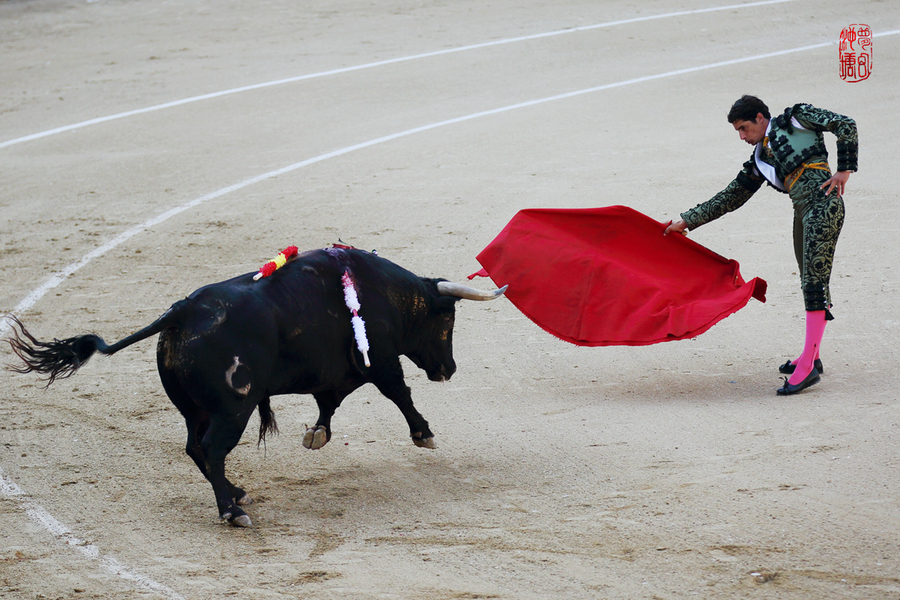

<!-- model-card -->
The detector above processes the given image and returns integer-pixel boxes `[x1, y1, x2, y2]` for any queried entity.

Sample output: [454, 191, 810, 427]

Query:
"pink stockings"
[788, 310, 827, 385]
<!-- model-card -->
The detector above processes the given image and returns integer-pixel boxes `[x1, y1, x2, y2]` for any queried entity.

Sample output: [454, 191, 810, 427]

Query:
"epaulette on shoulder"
[776, 103, 810, 134]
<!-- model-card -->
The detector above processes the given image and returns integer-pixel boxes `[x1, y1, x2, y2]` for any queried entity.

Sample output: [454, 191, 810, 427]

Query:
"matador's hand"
[821, 170, 851, 196]
[664, 219, 689, 236]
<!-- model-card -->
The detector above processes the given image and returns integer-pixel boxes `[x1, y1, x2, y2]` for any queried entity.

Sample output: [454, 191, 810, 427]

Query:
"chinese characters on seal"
[839, 24, 872, 83]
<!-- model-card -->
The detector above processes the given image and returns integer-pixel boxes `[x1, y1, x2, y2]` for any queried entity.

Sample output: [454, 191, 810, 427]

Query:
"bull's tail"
[5, 304, 183, 386]
[257, 396, 279, 446]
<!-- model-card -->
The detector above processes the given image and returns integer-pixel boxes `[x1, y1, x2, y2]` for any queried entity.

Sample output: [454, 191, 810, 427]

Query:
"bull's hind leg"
[304, 390, 352, 449]
[200, 412, 256, 527]
[158, 367, 253, 518]
[183, 412, 252, 507]
[371, 359, 436, 449]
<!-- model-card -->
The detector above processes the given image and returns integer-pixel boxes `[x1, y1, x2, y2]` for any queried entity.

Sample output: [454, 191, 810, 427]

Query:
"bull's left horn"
[437, 282, 508, 301]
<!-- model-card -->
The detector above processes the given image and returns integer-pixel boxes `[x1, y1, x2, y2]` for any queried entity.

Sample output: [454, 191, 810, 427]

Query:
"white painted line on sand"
[0, 0, 796, 150]
[0, 467, 185, 600]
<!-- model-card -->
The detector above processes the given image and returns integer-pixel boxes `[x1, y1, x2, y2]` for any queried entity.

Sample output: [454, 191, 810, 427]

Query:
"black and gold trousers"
[789, 159, 845, 317]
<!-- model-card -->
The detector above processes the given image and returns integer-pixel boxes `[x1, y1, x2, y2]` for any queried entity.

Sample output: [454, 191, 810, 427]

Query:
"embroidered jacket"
[682, 104, 858, 229]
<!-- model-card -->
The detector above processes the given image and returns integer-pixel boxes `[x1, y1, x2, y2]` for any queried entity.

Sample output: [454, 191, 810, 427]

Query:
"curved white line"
[9, 33, 900, 335]
[0, 0, 796, 150]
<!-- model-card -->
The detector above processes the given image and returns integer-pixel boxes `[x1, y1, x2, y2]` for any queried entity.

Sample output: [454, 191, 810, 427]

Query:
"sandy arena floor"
[1, 1, 899, 598]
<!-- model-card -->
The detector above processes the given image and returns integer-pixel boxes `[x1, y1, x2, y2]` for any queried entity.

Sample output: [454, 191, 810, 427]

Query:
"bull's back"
[156, 261, 362, 399]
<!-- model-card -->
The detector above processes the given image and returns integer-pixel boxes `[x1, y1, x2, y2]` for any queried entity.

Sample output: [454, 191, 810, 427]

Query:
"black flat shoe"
[778, 358, 824, 375]
[776, 368, 821, 396]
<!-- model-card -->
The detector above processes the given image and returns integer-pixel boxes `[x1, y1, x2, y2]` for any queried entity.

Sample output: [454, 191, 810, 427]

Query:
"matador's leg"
[779, 183, 844, 395]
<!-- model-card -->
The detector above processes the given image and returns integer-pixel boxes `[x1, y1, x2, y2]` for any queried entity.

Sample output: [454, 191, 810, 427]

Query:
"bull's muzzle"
[436, 282, 508, 301]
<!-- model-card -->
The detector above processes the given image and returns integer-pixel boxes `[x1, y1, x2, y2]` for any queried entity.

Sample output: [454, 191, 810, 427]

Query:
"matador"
[665, 95, 858, 396]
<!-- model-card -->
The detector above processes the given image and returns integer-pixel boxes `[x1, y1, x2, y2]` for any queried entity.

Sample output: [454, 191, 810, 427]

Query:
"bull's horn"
[437, 282, 508, 301]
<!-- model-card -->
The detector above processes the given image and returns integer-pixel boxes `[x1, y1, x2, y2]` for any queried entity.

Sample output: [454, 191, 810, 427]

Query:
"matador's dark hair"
[727, 95, 770, 123]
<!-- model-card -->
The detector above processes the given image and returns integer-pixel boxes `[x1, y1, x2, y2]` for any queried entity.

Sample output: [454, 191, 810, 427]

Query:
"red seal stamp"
[839, 24, 872, 82]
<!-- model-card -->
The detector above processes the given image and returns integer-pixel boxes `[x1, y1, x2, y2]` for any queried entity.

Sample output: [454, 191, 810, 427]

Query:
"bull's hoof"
[222, 511, 254, 527]
[236, 493, 253, 506]
[303, 425, 328, 450]
[412, 436, 437, 449]
[231, 514, 253, 528]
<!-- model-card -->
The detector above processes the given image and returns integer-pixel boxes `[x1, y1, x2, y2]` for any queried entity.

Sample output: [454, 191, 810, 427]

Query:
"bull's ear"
[437, 282, 507, 301]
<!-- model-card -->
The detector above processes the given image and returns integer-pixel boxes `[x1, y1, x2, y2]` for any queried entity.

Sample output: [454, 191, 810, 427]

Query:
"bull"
[6, 247, 506, 527]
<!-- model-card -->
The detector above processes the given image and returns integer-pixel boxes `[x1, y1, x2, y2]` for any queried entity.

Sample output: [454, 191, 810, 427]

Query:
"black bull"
[6, 248, 506, 527]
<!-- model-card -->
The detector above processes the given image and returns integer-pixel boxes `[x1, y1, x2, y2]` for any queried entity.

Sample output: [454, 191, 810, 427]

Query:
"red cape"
[471, 206, 766, 347]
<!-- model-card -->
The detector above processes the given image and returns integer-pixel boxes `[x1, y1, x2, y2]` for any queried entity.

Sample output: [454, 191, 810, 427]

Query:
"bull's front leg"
[372, 361, 436, 449]
[305, 390, 351, 449]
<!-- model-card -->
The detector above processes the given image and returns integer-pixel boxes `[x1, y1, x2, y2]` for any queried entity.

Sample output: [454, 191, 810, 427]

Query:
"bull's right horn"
[436, 282, 508, 301]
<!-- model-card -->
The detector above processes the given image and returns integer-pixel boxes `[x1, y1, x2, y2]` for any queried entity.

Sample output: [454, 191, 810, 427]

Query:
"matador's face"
[732, 113, 769, 146]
